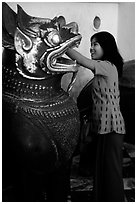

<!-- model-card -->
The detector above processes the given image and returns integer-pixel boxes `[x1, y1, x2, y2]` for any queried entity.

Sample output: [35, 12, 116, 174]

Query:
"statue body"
[2, 3, 81, 201]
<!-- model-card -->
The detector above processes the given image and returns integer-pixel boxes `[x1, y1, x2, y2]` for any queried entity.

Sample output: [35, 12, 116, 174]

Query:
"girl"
[66, 31, 126, 201]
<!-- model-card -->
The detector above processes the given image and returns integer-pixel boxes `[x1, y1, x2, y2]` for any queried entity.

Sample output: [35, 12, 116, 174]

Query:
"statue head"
[2, 3, 82, 80]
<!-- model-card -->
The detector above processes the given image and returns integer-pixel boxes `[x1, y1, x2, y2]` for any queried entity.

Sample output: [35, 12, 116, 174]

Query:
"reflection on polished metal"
[2, 2, 82, 201]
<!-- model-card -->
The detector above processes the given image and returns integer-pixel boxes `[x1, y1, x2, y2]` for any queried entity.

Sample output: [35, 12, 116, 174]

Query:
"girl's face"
[90, 37, 104, 60]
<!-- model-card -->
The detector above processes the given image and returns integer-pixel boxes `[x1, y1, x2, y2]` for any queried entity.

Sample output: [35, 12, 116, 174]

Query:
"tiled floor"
[70, 142, 135, 202]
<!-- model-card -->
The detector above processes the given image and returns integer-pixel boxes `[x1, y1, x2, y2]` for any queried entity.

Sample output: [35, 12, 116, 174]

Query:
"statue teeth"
[75, 42, 80, 48]
[52, 59, 56, 65]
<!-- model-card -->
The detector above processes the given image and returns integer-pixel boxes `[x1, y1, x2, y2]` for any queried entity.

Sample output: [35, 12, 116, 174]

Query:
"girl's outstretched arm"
[66, 48, 95, 72]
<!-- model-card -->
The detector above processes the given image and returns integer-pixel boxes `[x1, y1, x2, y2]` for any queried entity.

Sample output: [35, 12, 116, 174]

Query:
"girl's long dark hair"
[90, 31, 124, 78]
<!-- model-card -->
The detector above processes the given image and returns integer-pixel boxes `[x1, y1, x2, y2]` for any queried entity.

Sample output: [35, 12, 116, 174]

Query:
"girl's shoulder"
[93, 60, 117, 76]
[93, 60, 116, 68]
[97, 60, 115, 66]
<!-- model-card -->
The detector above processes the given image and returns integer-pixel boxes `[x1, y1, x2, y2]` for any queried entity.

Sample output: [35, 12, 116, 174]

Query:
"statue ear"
[57, 16, 66, 28]
[2, 2, 17, 49]
[14, 27, 33, 55]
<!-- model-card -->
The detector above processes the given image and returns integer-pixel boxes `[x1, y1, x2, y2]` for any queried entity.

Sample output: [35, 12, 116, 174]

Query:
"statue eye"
[52, 34, 60, 45]
[45, 31, 61, 46]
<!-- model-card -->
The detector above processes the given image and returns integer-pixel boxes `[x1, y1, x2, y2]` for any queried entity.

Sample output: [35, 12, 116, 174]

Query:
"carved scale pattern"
[2, 65, 64, 101]
[3, 70, 80, 162]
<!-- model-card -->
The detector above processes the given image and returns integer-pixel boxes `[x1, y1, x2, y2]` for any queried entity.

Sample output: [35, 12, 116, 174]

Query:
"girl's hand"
[66, 48, 95, 72]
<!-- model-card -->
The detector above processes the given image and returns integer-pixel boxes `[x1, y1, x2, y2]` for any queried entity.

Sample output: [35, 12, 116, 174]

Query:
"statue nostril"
[70, 22, 78, 34]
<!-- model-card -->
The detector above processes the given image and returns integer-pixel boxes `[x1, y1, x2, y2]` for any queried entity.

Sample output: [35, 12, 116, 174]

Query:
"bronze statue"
[2, 2, 81, 201]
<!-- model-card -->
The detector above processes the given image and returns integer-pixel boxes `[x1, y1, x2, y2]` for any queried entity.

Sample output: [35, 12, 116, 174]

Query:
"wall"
[6, 2, 135, 100]
[117, 2, 135, 61]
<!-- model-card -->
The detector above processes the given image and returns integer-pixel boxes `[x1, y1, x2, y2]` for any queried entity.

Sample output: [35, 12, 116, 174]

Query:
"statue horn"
[2, 2, 17, 37]
[17, 5, 33, 32]
[2, 2, 17, 49]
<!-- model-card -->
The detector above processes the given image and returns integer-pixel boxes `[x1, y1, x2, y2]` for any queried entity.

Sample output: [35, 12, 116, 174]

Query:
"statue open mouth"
[42, 35, 82, 73]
